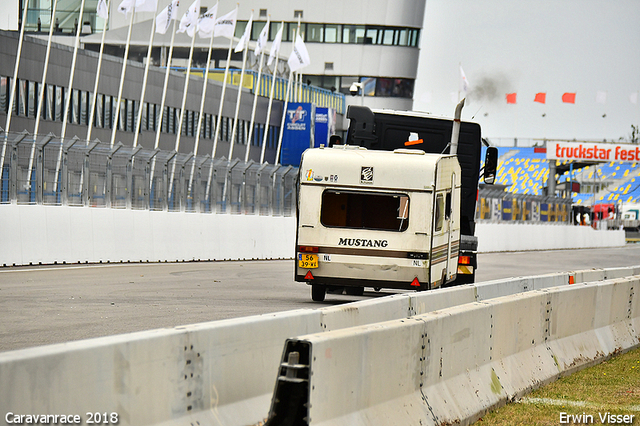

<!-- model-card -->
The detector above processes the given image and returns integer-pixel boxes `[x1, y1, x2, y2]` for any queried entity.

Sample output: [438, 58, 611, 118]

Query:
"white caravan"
[295, 145, 462, 301]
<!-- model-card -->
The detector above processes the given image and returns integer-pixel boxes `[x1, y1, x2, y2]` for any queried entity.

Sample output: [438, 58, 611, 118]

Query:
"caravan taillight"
[458, 255, 472, 265]
[298, 246, 319, 253]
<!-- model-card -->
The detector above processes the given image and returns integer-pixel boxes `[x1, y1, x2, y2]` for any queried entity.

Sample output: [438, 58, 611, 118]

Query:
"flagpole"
[211, 6, 238, 159]
[109, 6, 136, 148]
[55, 0, 87, 194]
[458, 62, 461, 103]
[169, 17, 199, 199]
[1, 0, 30, 174]
[276, 68, 293, 165]
[87, 0, 110, 142]
[259, 63, 276, 163]
[294, 17, 301, 102]
[205, 5, 238, 206]
[29, 0, 59, 189]
[227, 10, 253, 162]
[299, 71, 303, 102]
[150, 18, 177, 194]
[205, 36, 234, 203]
[60, 0, 87, 141]
[79, 0, 110, 202]
[260, 21, 283, 164]
[223, 10, 252, 208]
[189, 5, 218, 196]
[245, 17, 269, 163]
[133, 16, 158, 148]
[275, 28, 297, 165]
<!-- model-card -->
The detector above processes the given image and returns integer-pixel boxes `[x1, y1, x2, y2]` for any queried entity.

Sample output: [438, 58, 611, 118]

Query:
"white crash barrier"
[476, 222, 625, 252]
[0, 266, 639, 426]
[0, 205, 628, 267]
[266, 275, 640, 426]
[0, 204, 297, 266]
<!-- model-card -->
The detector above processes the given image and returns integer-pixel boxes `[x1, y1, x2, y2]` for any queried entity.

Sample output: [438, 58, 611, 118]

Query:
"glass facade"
[238, 21, 420, 48]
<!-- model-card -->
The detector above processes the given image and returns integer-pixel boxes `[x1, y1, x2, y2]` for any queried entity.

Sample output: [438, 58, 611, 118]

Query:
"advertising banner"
[547, 141, 640, 163]
[313, 107, 336, 148]
[281, 102, 315, 166]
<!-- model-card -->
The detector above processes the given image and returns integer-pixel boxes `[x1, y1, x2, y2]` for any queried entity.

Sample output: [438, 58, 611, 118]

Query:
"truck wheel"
[345, 286, 364, 296]
[311, 284, 326, 302]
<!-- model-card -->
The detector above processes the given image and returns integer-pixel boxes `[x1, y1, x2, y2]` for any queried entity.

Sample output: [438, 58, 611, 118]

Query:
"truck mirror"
[484, 146, 498, 184]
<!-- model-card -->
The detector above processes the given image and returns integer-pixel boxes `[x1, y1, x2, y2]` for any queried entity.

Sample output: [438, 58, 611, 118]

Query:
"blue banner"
[281, 102, 315, 166]
[313, 107, 336, 148]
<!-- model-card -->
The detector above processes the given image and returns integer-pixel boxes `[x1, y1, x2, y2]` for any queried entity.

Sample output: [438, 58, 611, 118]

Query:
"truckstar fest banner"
[547, 141, 640, 163]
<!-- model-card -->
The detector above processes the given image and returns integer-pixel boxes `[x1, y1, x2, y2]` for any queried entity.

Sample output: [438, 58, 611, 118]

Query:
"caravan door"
[429, 159, 460, 288]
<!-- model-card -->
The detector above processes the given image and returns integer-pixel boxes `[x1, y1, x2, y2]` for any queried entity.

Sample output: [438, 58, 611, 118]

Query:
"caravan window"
[321, 190, 409, 231]
[435, 194, 444, 231]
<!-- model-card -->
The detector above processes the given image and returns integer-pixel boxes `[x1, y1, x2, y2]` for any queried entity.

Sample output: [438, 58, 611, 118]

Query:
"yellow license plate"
[298, 253, 318, 268]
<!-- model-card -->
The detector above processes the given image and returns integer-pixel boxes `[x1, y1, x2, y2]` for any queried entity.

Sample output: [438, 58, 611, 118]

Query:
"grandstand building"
[1, 0, 425, 157]
[93, 0, 424, 112]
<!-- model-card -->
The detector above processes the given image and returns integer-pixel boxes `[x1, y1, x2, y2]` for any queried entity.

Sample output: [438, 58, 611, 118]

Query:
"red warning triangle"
[410, 277, 421, 287]
[304, 271, 314, 280]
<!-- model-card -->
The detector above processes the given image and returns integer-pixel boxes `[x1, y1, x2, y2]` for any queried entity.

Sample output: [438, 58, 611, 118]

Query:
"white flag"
[234, 12, 253, 53]
[287, 33, 311, 72]
[155, 0, 179, 35]
[213, 7, 237, 38]
[267, 24, 283, 66]
[630, 92, 638, 105]
[197, 3, 218, 38]
[177, 0, 200, 37]
[97, 0, 109, 19]
[460, 66, 469, 95]
[118, 0, 135, 14]
[596, 91, 607, 104]
[118, 0, 157, 15]
[255, 21, 269, 56]
[135, 0, 158, 13]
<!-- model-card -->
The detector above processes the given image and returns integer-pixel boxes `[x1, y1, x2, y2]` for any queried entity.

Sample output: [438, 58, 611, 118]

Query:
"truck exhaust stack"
[450, 98, 466, 156]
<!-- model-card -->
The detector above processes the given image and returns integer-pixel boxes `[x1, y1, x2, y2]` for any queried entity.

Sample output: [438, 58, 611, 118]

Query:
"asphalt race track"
[1, 245, 639, 352]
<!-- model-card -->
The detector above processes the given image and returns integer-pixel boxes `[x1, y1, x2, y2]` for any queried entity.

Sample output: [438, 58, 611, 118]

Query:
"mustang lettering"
[338, 238, 388, 248]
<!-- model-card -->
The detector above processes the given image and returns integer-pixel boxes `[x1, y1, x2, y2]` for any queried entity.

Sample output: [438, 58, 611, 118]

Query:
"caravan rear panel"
[295, 146, 461, 292]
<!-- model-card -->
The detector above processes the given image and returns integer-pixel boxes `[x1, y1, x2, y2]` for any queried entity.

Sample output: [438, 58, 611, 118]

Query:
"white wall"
[476, 222, 625, 252]
[0, 205, 296, 266]
[0, 205, 626, 267]
[1, 2, 19, 30]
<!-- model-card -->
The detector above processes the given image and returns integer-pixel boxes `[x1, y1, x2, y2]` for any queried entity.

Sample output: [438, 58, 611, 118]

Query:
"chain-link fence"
[0, 130, 297, 216]
[1, 129, 589, 225]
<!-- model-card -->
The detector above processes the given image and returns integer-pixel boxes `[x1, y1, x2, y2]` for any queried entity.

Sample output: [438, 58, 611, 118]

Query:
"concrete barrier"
[0, 266, 637, 426]
[266, 276, 640, 426]
[0, 204, 297, 266]
[0, 205, 627, 267]
[476, 222, 625, 252]
[0, 310, 324, 426]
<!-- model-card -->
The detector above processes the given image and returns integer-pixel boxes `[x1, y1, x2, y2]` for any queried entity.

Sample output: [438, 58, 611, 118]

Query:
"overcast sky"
[413, 0, 640, 145]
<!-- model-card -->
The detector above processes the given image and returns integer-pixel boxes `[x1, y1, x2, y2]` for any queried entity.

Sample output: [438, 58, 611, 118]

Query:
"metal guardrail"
[0, 130, 297, 216]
